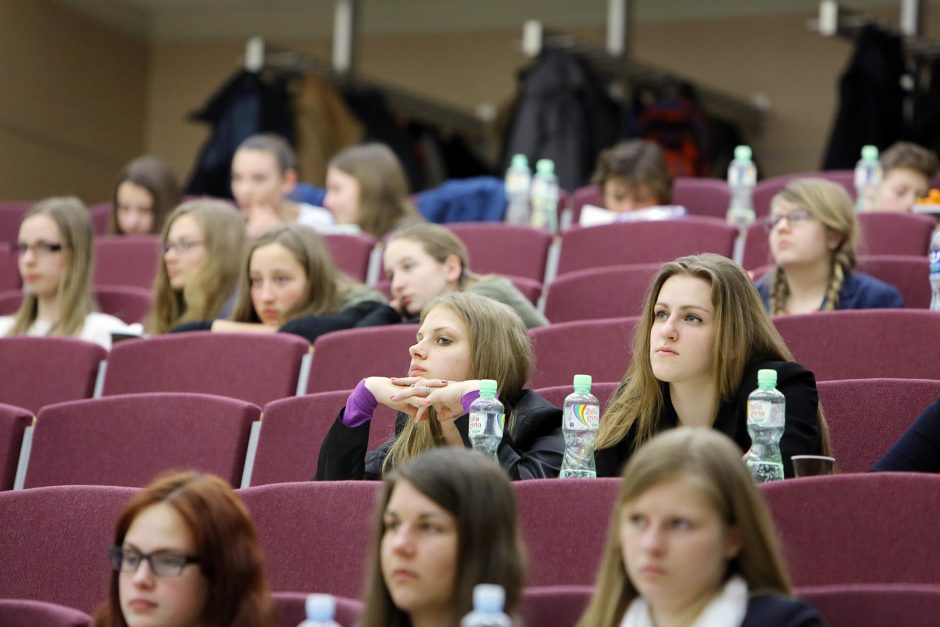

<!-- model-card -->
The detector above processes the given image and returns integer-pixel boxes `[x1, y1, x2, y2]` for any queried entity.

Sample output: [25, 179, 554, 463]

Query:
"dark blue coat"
[756, 271, 904, 311]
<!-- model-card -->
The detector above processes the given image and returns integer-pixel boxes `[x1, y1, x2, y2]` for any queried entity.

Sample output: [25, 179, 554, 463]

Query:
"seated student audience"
[175, 223, 386, 342]
[358, 448, 525, 627]
[872, 394, 940, 473]
[315, 291, 563, 480]
[0, 197, 131, 348]
[579, 427, 824, 627]
[109, 155, 181, 236]
[594, 253, 829, 478]
[877, 141, 940, 212]
[755, 178, 904, 314]
[324, 143, 423, 238]
[147, 200, 246, 335]
[232, 133, 335, 238]
[581, 139, 686, 227]
[92, 471, 279, 627]
[356, 223, 547, 329]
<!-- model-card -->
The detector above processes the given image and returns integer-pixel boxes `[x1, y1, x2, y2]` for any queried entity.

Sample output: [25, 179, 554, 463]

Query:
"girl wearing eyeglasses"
[0, 197, 131, 348]
[147, 199, 246, 335]
[755, 178, 903, 315]
[93, 471, 278, 627]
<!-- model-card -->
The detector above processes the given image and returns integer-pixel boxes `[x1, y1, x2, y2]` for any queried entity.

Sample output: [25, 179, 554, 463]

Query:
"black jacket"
[741, 595, 824, 627]
[595, 359, 822, 478]
[315, 389, 563, 480]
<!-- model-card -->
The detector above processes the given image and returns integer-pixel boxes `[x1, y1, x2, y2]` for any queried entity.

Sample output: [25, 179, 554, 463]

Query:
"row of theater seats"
[2, 376, 937, 495]
[1, 210, 935, 307]
[2, 306, 940, 413]
[13, 373, 940, 490]
[2, 473, 940, 626]
[2, 309, 940, 415]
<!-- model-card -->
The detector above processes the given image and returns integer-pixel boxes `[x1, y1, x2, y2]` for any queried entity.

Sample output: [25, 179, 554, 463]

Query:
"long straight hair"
[10, 197, 96, 337]
[596, 253, 830, 455]
[360, 448, 526, 627]
[382, 292, 532, 474]
[578, 427, 794, 627]
[147, 200, 245, 334]
[92, 471, 279, 627]
[230, 224, 364, 323]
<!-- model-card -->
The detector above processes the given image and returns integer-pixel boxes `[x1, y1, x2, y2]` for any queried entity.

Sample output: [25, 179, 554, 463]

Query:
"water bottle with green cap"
[726, 145, 757, 229]
[529, 158, 559, 233]
[560, 374, 600, 479]
[468, 379, 504, 462]
[854, 145, 882, 212]
[746, 368, 785, 483]
[504, 154, 532, 225]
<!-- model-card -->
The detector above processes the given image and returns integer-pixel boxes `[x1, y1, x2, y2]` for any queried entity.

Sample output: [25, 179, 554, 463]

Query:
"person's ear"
[724, 526, 744, 561]
[443, 254, 462, 284]
[282, 168, 298, 194]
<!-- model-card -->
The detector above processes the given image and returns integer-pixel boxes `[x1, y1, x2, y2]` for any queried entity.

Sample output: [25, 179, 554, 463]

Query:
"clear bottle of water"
[529, 158, 559, 233]
[560, 374, 600, 479]
[726, 145, 757, 229]
[746, 369, 785, 484]
[460, 584, 514, 627]
[469, 379, 504, 463]
[504, 154, 531, 225]
[297, 594, 341, 627]
[930, 229, 940, 311]
[854, 145, 882, 212]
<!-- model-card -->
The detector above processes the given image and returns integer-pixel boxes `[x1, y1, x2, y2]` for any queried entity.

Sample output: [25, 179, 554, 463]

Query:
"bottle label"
[565, 403, 599, 430]
[930, 248, 940, 274]
[747, 400, 784, 427]
[469, 411, 504, 437]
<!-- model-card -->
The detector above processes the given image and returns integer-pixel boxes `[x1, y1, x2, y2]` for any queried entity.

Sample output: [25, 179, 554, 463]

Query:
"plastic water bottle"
[726, 145, 757, 229]
[560, 374, 600, 479]
[854, 145, 882, 212]
[746, 369, 785, 484]
[297, 594, 341, 627]
[529, 159, 559, 233]
[460, 584, 514, 627]
[930, 229, 940, 311]
[504, 154, 531, 225]
[468, 379, 504, 463]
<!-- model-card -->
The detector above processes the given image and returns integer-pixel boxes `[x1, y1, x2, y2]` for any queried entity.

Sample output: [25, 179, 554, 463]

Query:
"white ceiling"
[52, 0, 908, 43]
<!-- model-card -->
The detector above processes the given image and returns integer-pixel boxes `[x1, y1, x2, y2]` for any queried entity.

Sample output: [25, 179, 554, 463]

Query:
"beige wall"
[0, 0, 149, 202]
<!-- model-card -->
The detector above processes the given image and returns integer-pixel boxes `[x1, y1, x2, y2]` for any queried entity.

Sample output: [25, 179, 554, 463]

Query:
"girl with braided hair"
[755, 178, 903, 314]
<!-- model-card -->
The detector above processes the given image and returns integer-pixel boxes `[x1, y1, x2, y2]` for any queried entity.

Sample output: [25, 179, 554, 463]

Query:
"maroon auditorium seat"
[857, 211, 936, 256]
[798, 584, 940, 627]
[93, 235, 161, 289]
[447, 223, 553, 283]
[102, 332, 309, 406]
[24, 393, 259, 488]
[0, 337, 105, 413]
[0, 599, 92, 627]
[307, 325, 416, 394]
[238, 481, 381, 599]
[520, 586, 594, 627]
[324, 232, 377, 282]
[0, 402, 32, 491]
[251, 391, 399, 486]
[0, 484, 139, 614]
[543, 264, 659, 323]
[528, 317, 638, 389]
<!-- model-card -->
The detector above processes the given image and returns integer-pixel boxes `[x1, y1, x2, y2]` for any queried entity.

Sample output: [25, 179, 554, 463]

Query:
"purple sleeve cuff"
[343, 379, 378, 427]
[461, 389, 482, 414]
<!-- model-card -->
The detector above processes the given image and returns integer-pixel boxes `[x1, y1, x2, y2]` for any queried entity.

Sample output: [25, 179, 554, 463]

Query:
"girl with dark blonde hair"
[324, 143, 422, 239]
[595, 253, 829, 478]
[756, 178, 903, 314]
[93, 471, 279, 627]
[0, 197, 131, 348]
[357, 222, 547, 329]
[358, 448, 525, 627]
[109, 155, 181, 236]
[579, 427, 823, 627]
[175, 224, 386, 342]
[315, 291, 562, 480]
[147, 200, 246, 334]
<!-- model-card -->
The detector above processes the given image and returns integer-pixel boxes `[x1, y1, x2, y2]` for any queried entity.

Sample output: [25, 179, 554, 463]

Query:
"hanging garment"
[502, 48, 621, 191]
[185, 70, 296, 198]
[822, 25, 906, 169]
[293, 73, 363, 186]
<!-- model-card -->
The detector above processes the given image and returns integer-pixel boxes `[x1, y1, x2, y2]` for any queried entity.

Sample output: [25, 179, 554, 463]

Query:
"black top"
[871, 394, 940, 473]
[314, 389, 564, 480]
[741, 594, 825, 627]
[171, 300, 388, 343]
[595, 359, 823, 478]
